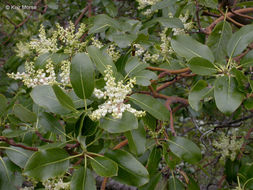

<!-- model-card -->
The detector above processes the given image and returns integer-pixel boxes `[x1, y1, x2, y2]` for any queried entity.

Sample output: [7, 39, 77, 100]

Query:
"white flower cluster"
[26, 22, 87, 56]
[134, 44, 159, 63]
[107, 44, 121, 62]
[159, 28, 173, 56]
[89, 66, 146, 120]
[56, 22, 87, 54]
[8, 60, 57, 88]
[172, 12, 194, 35]
[136, 0, 161, 9]
[29, 25, 59, 55]
[91, 37, 103, 49]
[43, 178, 70, 190]
[59, 60, 71, 86]
[213, 130, 244, 161]
[15, 41, 30, 58]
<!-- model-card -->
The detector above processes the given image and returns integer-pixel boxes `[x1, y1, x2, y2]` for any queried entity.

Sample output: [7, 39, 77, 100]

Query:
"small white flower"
[89, 65, 145, 120]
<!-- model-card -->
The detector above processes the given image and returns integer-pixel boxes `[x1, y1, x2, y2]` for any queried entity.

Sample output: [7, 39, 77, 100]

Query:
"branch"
[75, 6, 88, 26]
[205, 8, 253, 34]
[0, 136, 38, 151]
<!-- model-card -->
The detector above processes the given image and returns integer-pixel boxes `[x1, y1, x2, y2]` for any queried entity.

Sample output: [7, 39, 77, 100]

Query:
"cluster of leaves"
[0, 0, 253, 189]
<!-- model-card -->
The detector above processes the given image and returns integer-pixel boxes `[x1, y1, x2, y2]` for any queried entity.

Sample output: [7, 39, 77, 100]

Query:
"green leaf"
[214, 76, 244, 114]
[135, 70, 157, 86]
[171, 35, 214, 63]
[168, 136, 202, 164]
[89, 14, 121, 34]
[0, 94, 7, 116]
[125, 121, 146, 156]
[188, 57, 217, 75]
[168, 177, 185, 190]
[52, 84, 76, 111]
[112, 33, 137, 48]
[87, 46, 117, 75]
[100, 111, 138, 133]
[125, 57, 148, 77]
[130, 94, 170, 121]
[227, 24, 253, 57]
[207, 21, 232, 62]
[30, 85, 70, 115]
[105, 149, 149, 187]
[139, 173, 162, 190]
[24, 148, 69, 180]
[90, 156, 118, 177]
[189, 80, 211, 111]
[147, 147, 162, 176]
[241, 50, 253, 67]
[244, 98, 253, 110]
[187, 177, 200, 190]
[13, 104, 37, 123]
[157, 17, 184, 28]
[70, 167, 96, 190]
[5, 146, 33, 168]
[70, 53, 95, 99]
[39, 112, 65, 136]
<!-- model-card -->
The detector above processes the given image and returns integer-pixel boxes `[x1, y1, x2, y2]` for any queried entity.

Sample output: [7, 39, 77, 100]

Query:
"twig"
[35, 131, 54, 143]
[205, 8, 253, 34]
[75, 6, 88, 26]
[165, 100, 176, 136]
[0, 136, 38, 151]
[2, 0, 43, 45]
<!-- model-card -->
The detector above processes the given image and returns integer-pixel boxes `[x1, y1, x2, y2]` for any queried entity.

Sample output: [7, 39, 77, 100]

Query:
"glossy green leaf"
[171, 35, 214, 63]
[39, 112, 65, 136]
[30, 85, 70, 114]
[147, 147, 162, 176]
[214, 76, 244, 114]
[130, 94, 170, 121]
[125, 121, 146, 156]
[87, 46, 117, 75]
[207, 21, 232, 62]
[227, 24, 253, 57]
[135, 70, 157, 86]
[13, 104, 37, 123]
[188, 57, 217, 75]
[189, 80, 211, 111]
[52, 84, 76, 111]
[5, 146, 33, 168]
[90, 156, 118, 177]
[125, 56, 148, 77]
[24, 148, 69, 180]
[241, 50, 253, 67]
[70, 167, 96, 190]
[100, 111, 138, 133]
[139, 173, 162, 190]
[168, 136, 202, 164]
[168, 178, 185, 190]
[70, 53, 95, 99]
[105, 149, 149, 187]
[244, 98, 253, 110]
[89, 14, 121, 34]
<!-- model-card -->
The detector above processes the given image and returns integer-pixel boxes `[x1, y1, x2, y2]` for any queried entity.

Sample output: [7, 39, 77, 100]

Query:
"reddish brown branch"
[0, 136, 38, 151]
[35, 131, 54, 143]
[75, 6, 88, 26]
[2, 0, 43, 45]
[165, 100, 176, 136]
[205, 8, 253, 34]
[147, 67, 190, 74]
